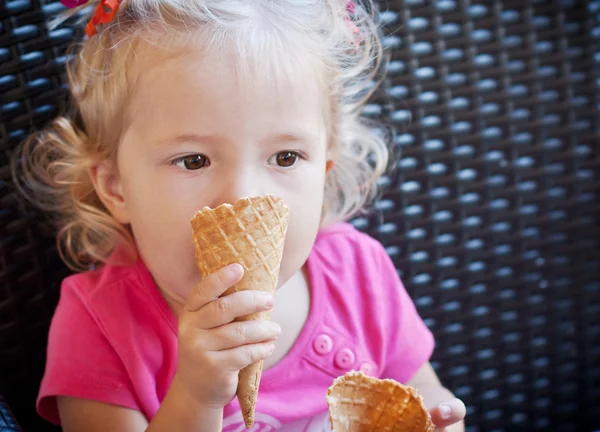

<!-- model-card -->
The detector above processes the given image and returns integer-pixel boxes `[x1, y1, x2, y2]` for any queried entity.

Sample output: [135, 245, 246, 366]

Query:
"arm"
[406, 362, 466, 432]
[57, 398, 148, 432]
[57, 376, 223, 432]
[57, 264, 276, 432]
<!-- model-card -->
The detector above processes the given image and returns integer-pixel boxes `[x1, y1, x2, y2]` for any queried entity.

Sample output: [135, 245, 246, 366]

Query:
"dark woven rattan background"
[1, 0, 599, 431]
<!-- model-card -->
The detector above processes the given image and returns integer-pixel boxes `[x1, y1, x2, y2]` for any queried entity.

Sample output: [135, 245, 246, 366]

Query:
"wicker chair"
[1, 0, 599, 431]
[0, 395, 21, 432]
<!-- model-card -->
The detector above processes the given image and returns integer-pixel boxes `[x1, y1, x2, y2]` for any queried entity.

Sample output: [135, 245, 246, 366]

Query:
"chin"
[275, 271, 293, 290]
[276, 253, 310, 291]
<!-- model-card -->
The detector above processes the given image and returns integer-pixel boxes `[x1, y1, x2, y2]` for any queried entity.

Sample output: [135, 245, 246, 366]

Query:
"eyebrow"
[265, 133, 316, 145]
[157, 134, 217, 146]
[158, 132, 317, 147]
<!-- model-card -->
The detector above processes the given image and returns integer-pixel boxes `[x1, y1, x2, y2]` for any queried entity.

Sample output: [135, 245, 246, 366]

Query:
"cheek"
[119, 159, 196, 227]
[278, 194, 324, 285]
[116, 156, 202, 294]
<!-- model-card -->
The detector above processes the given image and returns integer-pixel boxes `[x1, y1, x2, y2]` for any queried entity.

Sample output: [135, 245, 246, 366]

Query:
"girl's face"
[96, 44, 330, 302]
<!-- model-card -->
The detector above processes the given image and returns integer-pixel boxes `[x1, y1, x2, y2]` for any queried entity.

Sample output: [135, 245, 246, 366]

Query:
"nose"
[214, 164, 265, 206]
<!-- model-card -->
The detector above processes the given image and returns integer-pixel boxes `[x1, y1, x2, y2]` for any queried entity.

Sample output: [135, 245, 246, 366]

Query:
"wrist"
[170, 373, 224, 415]
[148, 374, 223, 432]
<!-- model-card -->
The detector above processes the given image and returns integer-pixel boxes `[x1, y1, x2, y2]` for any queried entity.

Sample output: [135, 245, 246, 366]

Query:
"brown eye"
[274, 151, 298, 168]
[174, 154, 210, 170]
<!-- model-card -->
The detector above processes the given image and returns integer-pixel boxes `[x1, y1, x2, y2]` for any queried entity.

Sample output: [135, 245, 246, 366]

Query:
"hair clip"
[59, 0, 122, 37]
[346, 1, 356, 14]
[345, 1, 362, 46]
[86, 0, 121, 36]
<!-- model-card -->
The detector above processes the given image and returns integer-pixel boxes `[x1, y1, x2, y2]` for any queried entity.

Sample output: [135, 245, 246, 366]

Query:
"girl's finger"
[203, 320, 281, 351]
[185, 264, 244, 312]
[429, 398, 467, 429]
[218, 341, 276, 372]
[194, 290, 274, 329]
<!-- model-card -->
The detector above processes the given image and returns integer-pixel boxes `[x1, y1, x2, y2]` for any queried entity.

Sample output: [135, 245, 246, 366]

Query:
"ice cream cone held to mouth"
[190, 195, 290, 428]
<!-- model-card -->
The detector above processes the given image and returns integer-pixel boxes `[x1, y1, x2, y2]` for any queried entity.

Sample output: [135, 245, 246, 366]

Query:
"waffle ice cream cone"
[190, 195, 290, 429]
[326, 371, 434, 432]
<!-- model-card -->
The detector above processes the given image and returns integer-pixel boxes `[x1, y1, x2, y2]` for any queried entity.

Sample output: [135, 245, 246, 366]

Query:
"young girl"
[15, 0, 466, 430]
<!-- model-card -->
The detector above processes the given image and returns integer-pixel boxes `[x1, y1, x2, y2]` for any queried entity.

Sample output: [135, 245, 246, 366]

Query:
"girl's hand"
[428, 398, 467, 432]
[173, 264, 281, 410]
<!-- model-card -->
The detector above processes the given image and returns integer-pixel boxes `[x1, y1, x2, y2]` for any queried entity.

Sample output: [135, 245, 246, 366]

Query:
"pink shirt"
[37, 223, 434, 431]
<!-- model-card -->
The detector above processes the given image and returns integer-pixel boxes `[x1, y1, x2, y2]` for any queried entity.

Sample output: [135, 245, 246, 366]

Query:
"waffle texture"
[327, 371, 434, 432]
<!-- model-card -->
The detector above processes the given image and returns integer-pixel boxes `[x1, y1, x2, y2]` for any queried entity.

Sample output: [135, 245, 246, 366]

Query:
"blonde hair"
[12, 0, 390, 272]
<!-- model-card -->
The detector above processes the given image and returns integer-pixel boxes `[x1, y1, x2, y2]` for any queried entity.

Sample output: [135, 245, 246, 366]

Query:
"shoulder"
[310, 224, 434, 382]
[59, 251, 174, 328]
[38, 260, 145, 424]
[313, 222, 387, 258]
[307, 223, 417, 375]
[310, 222, 416, 319]
[315, 221, 380, 245]
[56, 253, 177, 352]
[308, 222, 402, 316]
[38, 253, 176, 424]
[47, 254, 158, 362]
[61, 255, 145, 303]
[311, 222, 392, 277]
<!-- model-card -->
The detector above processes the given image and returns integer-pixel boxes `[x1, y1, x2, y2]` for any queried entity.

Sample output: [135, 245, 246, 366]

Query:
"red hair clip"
[86, 0, 122, 36]
[59, 0, 122, 37]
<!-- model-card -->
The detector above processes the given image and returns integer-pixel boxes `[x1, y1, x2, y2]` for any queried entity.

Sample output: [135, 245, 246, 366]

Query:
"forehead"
[124, 32, 329, 128]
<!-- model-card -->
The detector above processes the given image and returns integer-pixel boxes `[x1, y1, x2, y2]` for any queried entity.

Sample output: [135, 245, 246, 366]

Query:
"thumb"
[429, 398, 466, 429]
[185, 263, 244, 312]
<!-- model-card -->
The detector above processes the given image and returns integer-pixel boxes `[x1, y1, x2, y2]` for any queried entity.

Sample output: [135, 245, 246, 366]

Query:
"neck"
[159, 287, 187, 317]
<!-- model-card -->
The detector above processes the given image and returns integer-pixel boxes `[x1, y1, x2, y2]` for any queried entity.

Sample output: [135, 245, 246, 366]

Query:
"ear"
[89, 161, 130, 224]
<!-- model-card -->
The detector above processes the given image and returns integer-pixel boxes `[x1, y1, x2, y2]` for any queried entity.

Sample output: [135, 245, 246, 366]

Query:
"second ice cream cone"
[191, 195, 290, 428]
[326, 371, 434, 432]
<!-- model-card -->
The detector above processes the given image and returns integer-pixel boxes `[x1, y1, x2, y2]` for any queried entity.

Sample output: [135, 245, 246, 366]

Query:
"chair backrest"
[1, 0, 599, 431]
[0, 395, 22, 432]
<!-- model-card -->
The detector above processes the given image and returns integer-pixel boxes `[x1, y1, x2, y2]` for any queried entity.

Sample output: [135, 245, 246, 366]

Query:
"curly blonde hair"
[12, 0, 389, 272]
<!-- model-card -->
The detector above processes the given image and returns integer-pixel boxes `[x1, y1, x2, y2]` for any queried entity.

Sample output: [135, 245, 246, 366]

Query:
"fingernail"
[262, 292, 274, 308]
[272, 323, 282, 338]
[224, 264, 243, 279]
[268, 342, 276, 355]
[440, 404, 451, 419]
